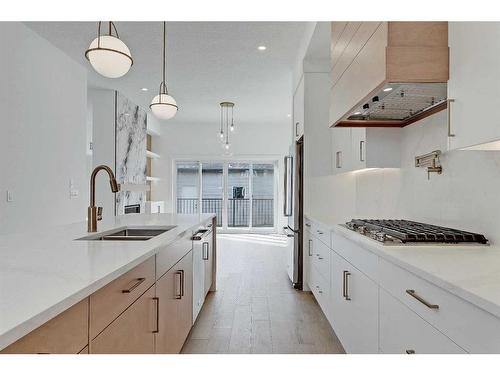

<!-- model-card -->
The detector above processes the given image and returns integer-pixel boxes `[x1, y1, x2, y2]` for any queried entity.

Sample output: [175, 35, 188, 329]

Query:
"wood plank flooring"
[181, 234, 344, 354]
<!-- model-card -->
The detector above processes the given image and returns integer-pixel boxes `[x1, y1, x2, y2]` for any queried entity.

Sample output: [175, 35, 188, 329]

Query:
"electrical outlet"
[6, 190, 13, 202]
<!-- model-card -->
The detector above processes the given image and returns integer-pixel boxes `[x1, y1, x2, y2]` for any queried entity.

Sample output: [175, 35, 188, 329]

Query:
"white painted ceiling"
[26, 22, 311, 128]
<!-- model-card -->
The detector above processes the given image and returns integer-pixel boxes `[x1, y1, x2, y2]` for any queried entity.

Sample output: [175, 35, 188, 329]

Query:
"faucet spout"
[88, 165, 120, 232]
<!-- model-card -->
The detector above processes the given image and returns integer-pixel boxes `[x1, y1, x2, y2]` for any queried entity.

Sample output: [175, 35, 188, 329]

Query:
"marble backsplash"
[115, 92, 147, 215]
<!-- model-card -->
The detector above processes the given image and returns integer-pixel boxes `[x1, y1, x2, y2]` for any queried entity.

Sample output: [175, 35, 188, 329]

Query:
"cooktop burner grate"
[346, 219, 488, 244]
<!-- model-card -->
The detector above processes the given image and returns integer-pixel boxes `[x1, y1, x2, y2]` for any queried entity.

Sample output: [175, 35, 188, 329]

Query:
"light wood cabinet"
[1, 299, 89, 354]
[155, 251, 193, 354]
[448, 22, 500, 150]
[329, 250, 378, 354]
[293, 75, 305, 141]
[90, 286, 156, 354]
[90, 256, 155, 339]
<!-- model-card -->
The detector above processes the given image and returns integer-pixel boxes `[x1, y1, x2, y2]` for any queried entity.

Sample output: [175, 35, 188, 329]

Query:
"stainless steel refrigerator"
[283, 137, 303, 289]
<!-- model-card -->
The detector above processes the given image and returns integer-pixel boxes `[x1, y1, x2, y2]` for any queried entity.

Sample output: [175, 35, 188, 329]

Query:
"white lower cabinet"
[379, 289, 466, 354]
[329, 250, 378, 353]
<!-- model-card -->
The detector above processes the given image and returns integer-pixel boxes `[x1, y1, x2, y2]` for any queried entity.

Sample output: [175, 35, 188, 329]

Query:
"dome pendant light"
[85, 22, 133, 78]
[150, 22, 178, 120]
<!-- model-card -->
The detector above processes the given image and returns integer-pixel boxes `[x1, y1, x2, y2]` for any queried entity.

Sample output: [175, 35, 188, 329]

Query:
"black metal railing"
[176, 198, 273, 227]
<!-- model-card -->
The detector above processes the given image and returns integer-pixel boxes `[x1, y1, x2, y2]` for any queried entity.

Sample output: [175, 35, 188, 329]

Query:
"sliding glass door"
[176, 160, 277, 232]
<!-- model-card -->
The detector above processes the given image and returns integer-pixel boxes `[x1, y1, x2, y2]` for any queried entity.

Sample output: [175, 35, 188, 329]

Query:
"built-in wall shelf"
[119, 183, 151, 192]
[146, 150, 160, 159]
[146, 176, 161, 182]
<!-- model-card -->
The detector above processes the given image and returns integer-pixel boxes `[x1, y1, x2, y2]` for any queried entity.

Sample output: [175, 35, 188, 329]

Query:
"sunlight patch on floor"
[217, 233, 288, 246]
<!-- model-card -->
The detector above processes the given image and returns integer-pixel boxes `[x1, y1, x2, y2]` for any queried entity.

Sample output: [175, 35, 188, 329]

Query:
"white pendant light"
[150, 22, 178, 120]
[85, 22, 133, 78]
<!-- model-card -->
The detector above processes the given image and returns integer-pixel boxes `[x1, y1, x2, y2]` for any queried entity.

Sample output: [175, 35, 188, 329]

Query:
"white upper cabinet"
[448, 22, 500, 150]
[293, 75, 305, 141]
[331, 127, 352, 174]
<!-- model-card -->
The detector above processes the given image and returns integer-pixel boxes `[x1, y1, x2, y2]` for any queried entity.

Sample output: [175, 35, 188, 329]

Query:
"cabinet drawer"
[310, 221, 331, 246]
[332, 233, 378, 282]
[1, 298, 89, 354]
[156, 230, 193, 279]
[90, 256, 155, 338]
[91, 285, 155, 354]
[311, 238, 330, 280]
[380, 289, 465, 354]
[310, 264, 330, 312]
[379, 258, 500, 353]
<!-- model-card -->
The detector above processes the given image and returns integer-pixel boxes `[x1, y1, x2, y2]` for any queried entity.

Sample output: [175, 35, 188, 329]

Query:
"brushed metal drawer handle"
[318, 256, 324, 260]
[308, 239, 313, 256]
[122, 277, 146, 293]
[343, 271, 351, 301]
[153, 297, 159, 333]
[203, 242, 209, 260]
[317, 230, 324, 234]
[175, 271, 183, 299]
[305, 223, 311, 227]
[406, 349, 416, 354]
[406, 289, 439, 309]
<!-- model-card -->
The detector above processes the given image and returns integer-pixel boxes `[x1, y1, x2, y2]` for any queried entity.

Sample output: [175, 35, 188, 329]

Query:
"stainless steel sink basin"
[77, 226, 176, 241]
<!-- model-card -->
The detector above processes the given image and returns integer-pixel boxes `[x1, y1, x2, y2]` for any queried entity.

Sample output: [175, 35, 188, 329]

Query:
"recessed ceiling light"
[287, 114, 291, 118]
[257, 45, 267, 51]
[383, 87, 393, 92]
[141, 87, 148, 92]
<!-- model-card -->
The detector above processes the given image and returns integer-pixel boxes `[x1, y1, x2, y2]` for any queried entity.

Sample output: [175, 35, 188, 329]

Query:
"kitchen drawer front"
[90, 256, 155, 339]
[311, 238, 331, 280]
[156, 230, 193, 279]
[310, 221, 331, 246]
[310, 264, 330, 312]
[332, 233, 378, 282]
[380, 289, 466, 354]
[379, 258, 500, 353]
[1, 298, 89, 354]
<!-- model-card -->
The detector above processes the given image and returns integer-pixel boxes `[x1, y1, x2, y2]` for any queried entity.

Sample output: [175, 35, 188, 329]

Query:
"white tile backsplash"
[306, 110, 500, 245]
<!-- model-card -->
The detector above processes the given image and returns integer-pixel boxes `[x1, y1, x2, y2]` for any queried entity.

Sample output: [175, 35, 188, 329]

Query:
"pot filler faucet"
[88, 165, 120, 232]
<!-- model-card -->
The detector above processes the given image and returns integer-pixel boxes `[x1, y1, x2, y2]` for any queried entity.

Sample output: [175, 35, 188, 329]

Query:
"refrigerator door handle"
[283, 156, 293, 217]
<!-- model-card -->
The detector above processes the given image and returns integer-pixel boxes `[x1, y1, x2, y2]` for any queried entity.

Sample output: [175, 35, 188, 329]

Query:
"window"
[175, 160, 277, 231]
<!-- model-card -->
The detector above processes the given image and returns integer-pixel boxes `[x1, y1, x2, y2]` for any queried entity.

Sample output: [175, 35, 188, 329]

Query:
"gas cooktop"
[345, 219, 489, 245]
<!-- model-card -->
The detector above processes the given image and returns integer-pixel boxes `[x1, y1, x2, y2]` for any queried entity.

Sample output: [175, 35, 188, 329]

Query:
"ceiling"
[26, 22, 311, 128]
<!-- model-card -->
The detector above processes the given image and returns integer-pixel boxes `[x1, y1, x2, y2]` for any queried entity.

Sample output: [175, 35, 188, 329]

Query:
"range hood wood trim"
[330, 21, 449, 129]
[332, 100, 448, 128]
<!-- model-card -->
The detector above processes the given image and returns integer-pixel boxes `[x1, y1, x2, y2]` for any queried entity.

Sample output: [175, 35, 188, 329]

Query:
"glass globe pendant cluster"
[219, 102, 235, 150]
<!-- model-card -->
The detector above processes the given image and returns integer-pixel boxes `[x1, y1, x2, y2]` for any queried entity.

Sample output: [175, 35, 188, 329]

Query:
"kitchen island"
[0, 213, 216, 353]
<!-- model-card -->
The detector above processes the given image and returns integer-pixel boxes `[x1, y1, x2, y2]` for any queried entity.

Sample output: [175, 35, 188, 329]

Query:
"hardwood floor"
[181, 234, 344, 354]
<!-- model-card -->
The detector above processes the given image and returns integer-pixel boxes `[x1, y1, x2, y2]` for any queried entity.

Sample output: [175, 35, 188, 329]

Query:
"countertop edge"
[304, 215, 500, 320]
[0, 214, 214, 351]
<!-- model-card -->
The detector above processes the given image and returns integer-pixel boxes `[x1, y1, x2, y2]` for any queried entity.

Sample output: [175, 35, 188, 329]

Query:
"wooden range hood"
[330, 22, 449, 128]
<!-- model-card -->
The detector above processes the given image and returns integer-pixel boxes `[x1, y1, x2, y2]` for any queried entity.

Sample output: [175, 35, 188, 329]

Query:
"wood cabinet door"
[90, 286, 155, 354]
[155, 251, 193, 354]
[448, 22, 500, 150]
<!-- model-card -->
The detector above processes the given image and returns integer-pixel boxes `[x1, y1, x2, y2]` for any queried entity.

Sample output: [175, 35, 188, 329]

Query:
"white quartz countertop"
[0, 213, 214, 351]
[305, 216, 500, 320]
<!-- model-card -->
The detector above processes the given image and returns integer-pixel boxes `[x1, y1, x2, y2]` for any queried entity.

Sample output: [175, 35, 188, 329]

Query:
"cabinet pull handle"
[308, 239, 313, 256]
[203, 242, 209, 260]
[180, 270, 185, 297]
[359, 140, 365, 162]
[305, 223, 311, 227]
[336, 151, 342, 169]
[122, 277, 146, 293]
[343, 271, 351, 301]
[295, 122, 299, 137]
[406, 349, 416, 354]
[405, 289, 439, 309]
[317, 256, 324, 260]
[153, 297, 159, 333]
[175, 271, 183, 299]
[317, 230, 324, 234]
[447, 98, 455, 137]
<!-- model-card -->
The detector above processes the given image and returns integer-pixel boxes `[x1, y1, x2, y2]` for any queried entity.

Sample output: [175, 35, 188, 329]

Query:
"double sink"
[78, 226, 176, 241]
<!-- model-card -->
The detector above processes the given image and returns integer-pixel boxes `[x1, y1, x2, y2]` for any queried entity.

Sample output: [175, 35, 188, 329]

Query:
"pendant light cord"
[162, 21, 166, 87]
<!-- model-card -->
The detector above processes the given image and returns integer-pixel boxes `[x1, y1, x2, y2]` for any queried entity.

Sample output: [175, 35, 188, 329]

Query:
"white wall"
[154, 119, 291, 229]
[0, 23, 88, 234]
[307, 110, 500, 245]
